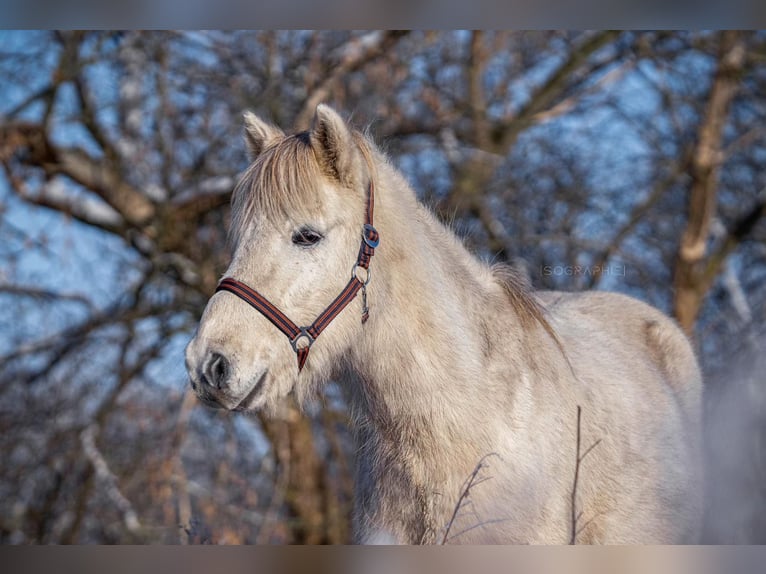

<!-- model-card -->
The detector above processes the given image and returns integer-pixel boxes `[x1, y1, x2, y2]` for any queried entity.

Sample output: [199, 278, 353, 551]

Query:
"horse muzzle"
[186, 344, 268, 411]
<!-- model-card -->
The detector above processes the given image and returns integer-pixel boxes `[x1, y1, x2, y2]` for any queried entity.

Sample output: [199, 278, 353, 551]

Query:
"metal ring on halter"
[290, 327, 315, 353]
[351, 263, 372, 286]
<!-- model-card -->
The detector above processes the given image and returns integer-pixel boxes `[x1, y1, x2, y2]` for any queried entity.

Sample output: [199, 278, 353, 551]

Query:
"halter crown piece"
[214, 179, 379, 371]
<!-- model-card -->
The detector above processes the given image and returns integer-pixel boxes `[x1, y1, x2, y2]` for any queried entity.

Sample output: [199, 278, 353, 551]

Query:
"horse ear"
[310, 104, 359, 184]
[243, 111, 284, 160]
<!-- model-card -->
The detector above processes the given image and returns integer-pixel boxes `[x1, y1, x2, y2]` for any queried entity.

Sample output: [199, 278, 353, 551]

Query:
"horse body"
[185, 105, 702, 544]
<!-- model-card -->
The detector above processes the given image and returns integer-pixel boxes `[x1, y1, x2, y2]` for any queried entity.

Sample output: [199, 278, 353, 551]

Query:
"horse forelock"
[229, 131, 325, 246]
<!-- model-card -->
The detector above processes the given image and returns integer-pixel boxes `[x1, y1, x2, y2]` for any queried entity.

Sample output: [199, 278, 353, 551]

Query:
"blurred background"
[0, 30, 764, 544]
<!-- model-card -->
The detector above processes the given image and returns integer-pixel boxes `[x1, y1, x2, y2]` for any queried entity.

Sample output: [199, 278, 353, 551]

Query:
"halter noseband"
[214, 180, 379, 371]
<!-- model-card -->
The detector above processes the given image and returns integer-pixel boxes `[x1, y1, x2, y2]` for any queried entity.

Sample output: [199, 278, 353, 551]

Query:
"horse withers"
[185, 104, 703, 544]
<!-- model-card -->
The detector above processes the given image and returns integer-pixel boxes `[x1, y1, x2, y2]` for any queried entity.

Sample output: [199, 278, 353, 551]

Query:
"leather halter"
[215, 180, 379, 371]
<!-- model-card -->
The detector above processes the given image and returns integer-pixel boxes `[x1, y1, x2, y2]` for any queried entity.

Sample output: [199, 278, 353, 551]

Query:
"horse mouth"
[233, 370, 268, 411]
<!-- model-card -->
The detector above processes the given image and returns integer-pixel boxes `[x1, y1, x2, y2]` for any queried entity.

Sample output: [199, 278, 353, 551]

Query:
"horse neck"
[345, 164, 533, 443]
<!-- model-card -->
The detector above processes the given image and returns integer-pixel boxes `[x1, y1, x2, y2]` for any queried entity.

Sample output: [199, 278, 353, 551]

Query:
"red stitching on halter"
[215, 180, 378, 371]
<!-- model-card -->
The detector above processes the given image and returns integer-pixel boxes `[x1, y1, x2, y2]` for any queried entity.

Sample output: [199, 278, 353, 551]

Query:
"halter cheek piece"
[214, 180, 379, 371]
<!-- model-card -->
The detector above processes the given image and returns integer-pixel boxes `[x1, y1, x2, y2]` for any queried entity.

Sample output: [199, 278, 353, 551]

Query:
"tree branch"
[570, 406, 602, 544]
[0, 283, 94, 310]
[588, 155, 689, 288]
[441, 453, 498, 544]
[1, 163, 125, 234]
[467, 31, 490, 150]
[698, 195, 766, 293]
[673, 31, 748, 335]
[492, 31, 621, 153]
[52, 147, 155, 226]
[73, 72, 120, 165]
[80, 424, 142, 534]
[294, 31, 410, 130]
[1, 122, 155, 227]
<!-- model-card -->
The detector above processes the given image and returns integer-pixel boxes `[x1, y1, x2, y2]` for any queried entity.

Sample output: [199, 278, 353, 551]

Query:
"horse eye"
[292, 227, 323, 247]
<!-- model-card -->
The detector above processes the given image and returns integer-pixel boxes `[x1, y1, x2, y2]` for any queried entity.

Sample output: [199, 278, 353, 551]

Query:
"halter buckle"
[362, 224, 380, 248]
[290, 327, 315, 353]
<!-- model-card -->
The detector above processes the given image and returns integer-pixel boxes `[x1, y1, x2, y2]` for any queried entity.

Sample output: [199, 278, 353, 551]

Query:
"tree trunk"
[673, 31, 747, 336]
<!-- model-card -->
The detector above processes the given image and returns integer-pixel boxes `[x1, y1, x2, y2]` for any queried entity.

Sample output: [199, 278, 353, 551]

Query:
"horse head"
[186, 105, 377, 413]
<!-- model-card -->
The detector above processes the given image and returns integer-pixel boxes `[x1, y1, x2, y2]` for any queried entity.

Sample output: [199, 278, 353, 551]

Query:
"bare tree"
[1, 30, 765, 544]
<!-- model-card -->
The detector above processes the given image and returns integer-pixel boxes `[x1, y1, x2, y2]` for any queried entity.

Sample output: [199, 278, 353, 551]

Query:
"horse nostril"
[202, 352, 230, 390]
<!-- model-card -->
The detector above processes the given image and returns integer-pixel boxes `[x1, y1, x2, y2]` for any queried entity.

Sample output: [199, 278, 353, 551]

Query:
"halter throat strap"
[215, 180, 379, 371]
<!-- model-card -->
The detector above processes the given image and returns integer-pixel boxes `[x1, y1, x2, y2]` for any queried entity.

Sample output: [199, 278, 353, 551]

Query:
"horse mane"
[490, 262, 567, 359]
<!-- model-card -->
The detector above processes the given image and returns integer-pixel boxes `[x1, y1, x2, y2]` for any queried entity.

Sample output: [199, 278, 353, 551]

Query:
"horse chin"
[230, 366, 298, 414]
[228, 369, 271, 412]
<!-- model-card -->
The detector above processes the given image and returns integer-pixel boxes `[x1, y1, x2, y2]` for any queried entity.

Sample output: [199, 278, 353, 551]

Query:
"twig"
[294, 31, 409, 130]
[531, 60, 635, 124]
[580, 438, 603, 464]
[587, 156, 688, 288]
[0, 283, 94, 309]
[575, 509, 609, 539]
[495, 31, 621, 152]
[443, 517, 513, 543]
[171, 390, 197, 544]
[570, 406, 582, 544]
[570, 406, 602, 544]
[80, 424, 141, 534]
[440, 453, 498, 544]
